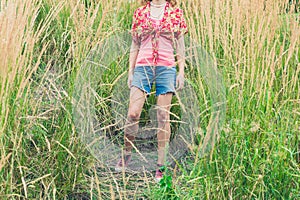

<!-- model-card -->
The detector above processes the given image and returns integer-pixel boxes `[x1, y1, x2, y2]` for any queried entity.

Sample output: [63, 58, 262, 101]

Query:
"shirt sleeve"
[175, 9, 188, 39]
[131, 9, 140, 44]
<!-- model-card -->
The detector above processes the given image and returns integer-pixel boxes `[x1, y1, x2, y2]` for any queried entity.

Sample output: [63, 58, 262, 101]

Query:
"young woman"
[115, 0, 188, 182]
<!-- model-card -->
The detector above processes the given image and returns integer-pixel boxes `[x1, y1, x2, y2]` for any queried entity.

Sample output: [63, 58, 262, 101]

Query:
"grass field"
[0, 0, 299, 199]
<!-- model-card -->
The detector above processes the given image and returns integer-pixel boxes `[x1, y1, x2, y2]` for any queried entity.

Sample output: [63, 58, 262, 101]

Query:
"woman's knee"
[157, 109, 170, 124]
[127, 110, 141, 121]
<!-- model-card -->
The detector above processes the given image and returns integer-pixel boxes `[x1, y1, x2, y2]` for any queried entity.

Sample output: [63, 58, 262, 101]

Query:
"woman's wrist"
[178, 68, 184, 76]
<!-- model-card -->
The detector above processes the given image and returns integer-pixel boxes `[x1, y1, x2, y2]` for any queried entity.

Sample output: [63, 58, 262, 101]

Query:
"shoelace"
[156, 169, 163, 176]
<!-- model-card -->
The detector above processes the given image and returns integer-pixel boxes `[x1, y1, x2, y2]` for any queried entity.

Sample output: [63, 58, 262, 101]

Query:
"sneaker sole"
[114, 166, 127, 172]
[154, 176, 163, 183]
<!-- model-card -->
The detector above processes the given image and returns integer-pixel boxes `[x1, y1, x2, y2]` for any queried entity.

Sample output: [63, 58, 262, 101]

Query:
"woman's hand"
[127, 73, 133, 89]
[175, 35, 185, 91]
[176, 73, 184, 91]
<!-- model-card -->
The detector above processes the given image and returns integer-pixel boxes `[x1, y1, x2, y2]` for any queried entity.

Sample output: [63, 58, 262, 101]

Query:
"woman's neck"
[151, 0, 167, 6]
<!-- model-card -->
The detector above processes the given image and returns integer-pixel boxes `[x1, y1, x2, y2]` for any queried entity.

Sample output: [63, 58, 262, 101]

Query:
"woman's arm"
[176, 36, 185, 90]
[129, 40, 140, 74]
[127, 40, 140, 88]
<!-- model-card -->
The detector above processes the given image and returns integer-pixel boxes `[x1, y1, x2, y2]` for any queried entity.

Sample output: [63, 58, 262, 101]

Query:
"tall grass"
[0, 0, 299, 199]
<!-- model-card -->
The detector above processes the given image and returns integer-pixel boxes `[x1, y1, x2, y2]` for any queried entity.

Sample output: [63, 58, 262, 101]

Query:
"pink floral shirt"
[131, 2, 188, 66]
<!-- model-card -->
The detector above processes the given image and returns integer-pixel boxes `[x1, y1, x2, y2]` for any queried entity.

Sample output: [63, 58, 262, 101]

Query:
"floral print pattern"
[131, 2, 188, 65]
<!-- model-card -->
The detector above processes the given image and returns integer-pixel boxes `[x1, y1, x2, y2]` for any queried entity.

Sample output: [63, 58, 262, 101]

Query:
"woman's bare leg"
[124, 86, 146, 154]
[156, 93, 173, 165]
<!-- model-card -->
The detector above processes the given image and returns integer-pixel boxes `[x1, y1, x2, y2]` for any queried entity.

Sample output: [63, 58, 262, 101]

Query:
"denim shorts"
[131, 66, 177, 96]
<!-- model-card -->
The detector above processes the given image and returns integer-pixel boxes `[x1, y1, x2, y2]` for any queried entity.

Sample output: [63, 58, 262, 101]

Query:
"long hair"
[141, 0, 177, 7]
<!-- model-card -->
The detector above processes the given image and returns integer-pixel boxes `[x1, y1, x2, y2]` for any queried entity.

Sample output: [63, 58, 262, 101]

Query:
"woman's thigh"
[156, 92, 173, 120]
[127, 86, 147, 117]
